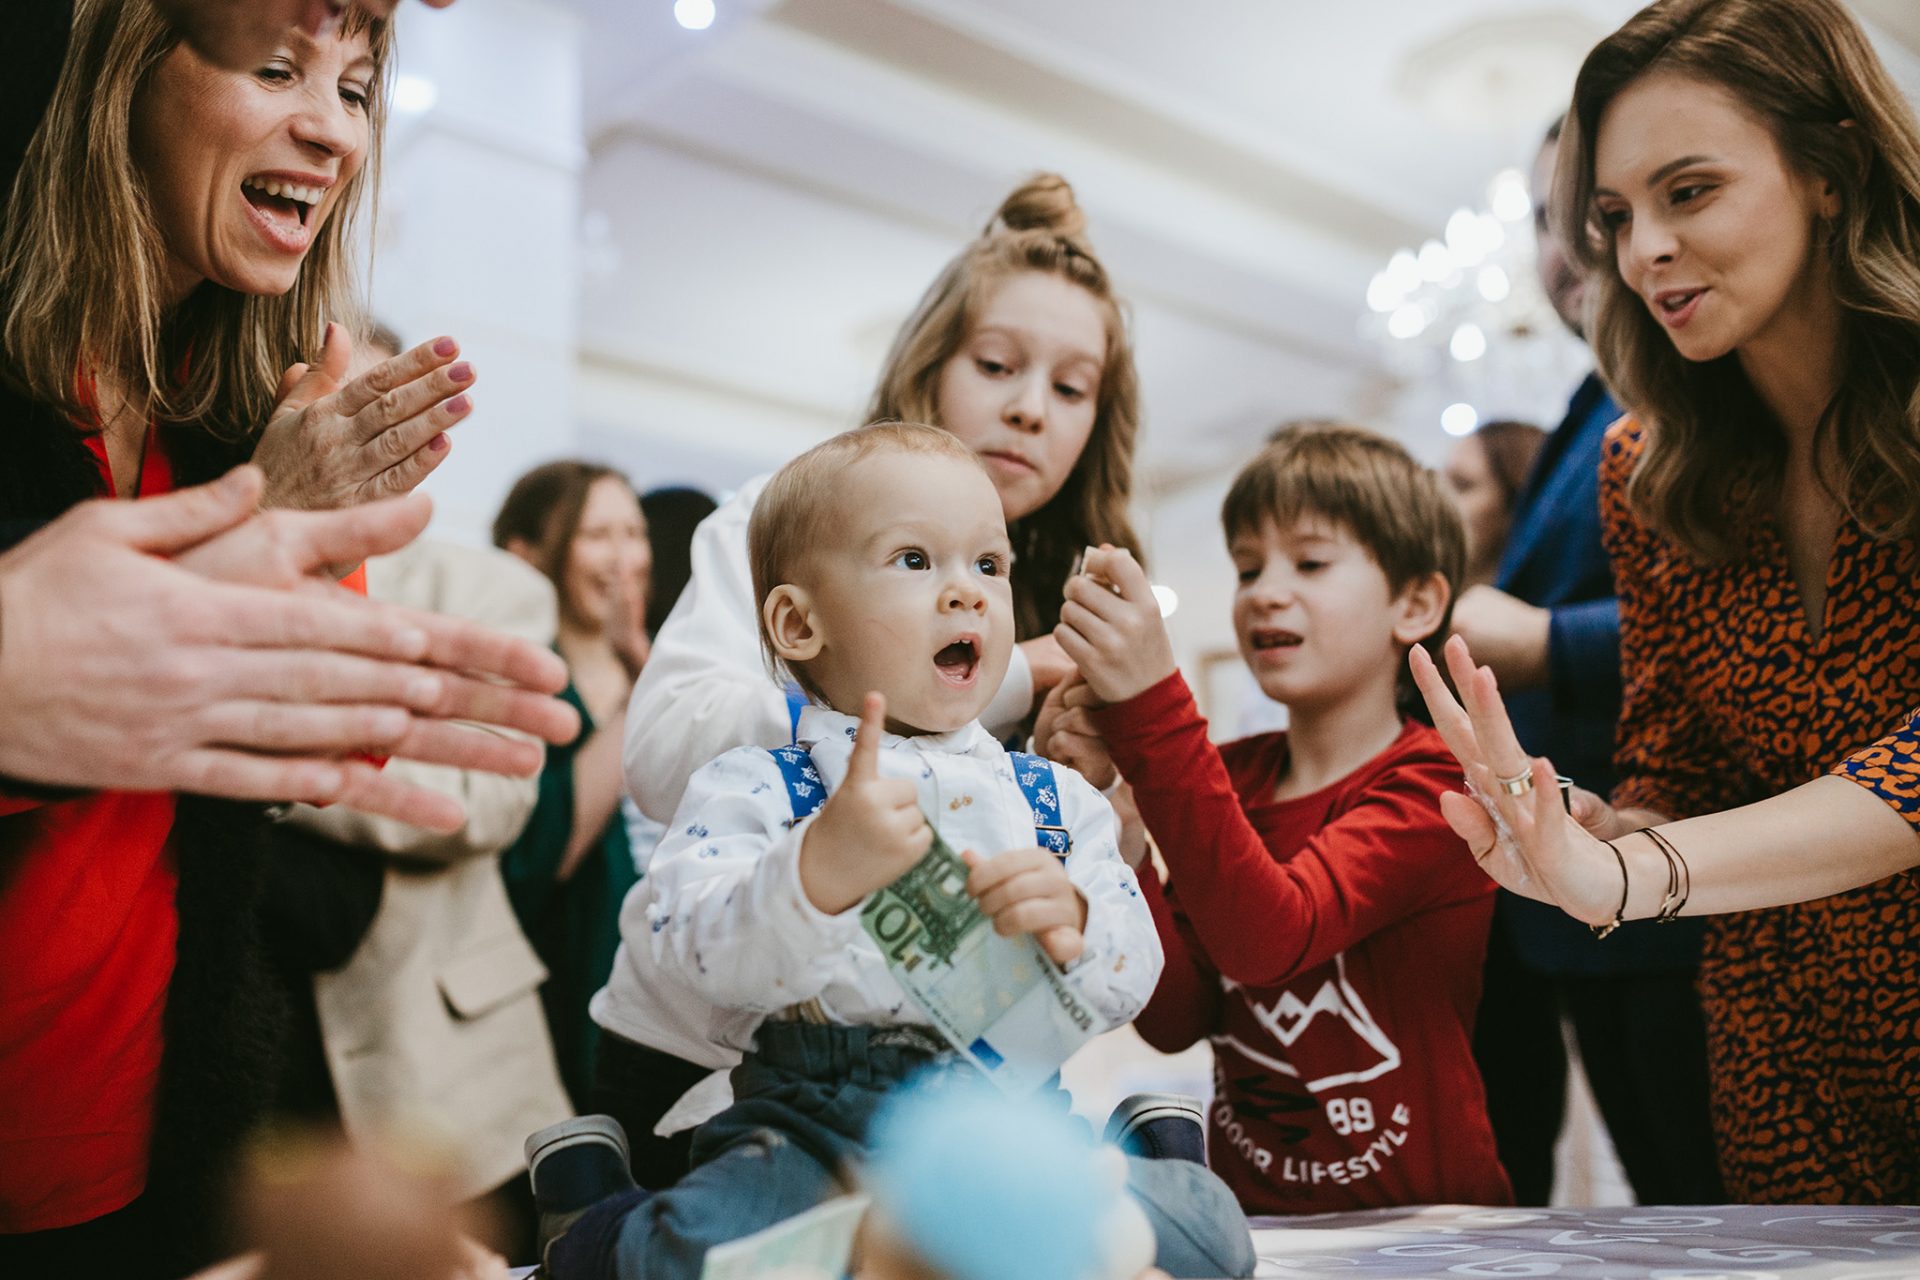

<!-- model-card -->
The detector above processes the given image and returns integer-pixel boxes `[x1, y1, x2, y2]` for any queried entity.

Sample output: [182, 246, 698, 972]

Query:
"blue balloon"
[865, 1077, 1110, 1280]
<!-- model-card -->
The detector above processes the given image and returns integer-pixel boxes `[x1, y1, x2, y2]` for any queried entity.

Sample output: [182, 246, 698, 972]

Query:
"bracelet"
[1591, 838, 1629, 939]
[1637, 826, 1691, 922]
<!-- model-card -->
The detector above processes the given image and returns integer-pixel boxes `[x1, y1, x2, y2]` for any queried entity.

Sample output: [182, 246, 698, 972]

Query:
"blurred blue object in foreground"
[865, 1079, 1109, 1280]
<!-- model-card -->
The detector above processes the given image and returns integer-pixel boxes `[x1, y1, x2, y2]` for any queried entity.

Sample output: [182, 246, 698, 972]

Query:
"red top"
[1095, 672, 1511, 1215]
[0, 428, 179, 1232]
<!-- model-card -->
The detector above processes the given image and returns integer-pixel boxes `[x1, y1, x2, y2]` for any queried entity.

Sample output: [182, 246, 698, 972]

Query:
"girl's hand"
[1035, 671, 1117, 790]
[798, 693, 931, 914]
[964, 847, 1088, 966]
[1053, 546, 1176, 705]
[1019, 633, 1079, 704]
[254, 325, 476, 513]
[1410, 635, 1632, 928]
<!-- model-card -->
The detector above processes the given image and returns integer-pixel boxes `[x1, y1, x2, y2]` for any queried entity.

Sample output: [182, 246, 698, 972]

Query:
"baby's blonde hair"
[749, 421, 988, 699]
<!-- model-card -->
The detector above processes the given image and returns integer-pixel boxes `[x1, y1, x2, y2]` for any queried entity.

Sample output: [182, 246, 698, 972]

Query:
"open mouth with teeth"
[1248, 628, 1304, 653]
[242, 176, 323, 237]
[933, 637, 981, 687]
[1655, 289, 1705, 325]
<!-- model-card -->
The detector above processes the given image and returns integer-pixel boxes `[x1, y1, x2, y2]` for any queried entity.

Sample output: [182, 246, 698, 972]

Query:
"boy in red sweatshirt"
[1048, 423, 1512, 1214]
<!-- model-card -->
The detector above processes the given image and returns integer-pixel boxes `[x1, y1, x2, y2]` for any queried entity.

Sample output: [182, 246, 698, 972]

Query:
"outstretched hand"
[798, 692, 931, 914]
[0, 467, 578, 832]
[1410, 635, 1630, 927]
[253, 325, 475, 514]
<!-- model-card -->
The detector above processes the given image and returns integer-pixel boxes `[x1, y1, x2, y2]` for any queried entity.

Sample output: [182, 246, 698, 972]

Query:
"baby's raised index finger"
[334, 335, 459, 419]
[846, 691, 888, 781]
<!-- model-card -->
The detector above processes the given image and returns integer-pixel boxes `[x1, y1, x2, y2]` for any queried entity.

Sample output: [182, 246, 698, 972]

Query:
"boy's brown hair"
[748, 421, 988, 699]
[1222, 422, 1466, 706]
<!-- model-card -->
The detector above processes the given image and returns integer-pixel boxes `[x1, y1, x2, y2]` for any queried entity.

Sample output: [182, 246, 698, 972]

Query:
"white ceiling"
[560, 0, 1920, 495]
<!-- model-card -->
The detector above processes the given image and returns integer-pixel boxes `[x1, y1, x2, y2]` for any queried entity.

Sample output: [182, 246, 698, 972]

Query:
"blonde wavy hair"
[0, 0, 390, 442]
[1556, 0, 1920, 561]
[865, 173, 1143, 640]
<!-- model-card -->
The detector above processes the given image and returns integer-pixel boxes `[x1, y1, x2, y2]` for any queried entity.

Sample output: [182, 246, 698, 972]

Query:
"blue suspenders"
[766, 744, 1071, 855]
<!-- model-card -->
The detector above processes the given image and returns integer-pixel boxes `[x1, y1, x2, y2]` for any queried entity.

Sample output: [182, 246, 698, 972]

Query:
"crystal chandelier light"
[1362, 168, 1589, 439]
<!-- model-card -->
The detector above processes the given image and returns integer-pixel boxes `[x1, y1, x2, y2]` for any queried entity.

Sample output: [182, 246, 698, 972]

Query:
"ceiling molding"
[768, 0, 1432, 254]
[592, 119, 1374, 370]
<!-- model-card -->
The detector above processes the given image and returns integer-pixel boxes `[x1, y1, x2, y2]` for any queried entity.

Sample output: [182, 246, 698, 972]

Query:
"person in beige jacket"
[286, 537, 573, 1252]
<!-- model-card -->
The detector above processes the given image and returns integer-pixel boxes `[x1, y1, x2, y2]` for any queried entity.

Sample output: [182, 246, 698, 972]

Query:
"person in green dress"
[494, 461, 652, 1104]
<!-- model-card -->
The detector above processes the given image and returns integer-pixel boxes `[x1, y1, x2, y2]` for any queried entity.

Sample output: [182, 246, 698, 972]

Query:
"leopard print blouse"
[1602, 418, 1920, 1202]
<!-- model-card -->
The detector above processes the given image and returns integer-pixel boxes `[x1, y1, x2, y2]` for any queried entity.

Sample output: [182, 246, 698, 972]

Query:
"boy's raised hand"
[1054, 546, 1177, 705]
[798, 692, 933, 915]
[963, 848, 1088, 966]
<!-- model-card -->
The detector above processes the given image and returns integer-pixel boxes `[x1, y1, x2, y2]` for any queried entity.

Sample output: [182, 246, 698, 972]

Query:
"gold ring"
[1495, 768, 1534, 797]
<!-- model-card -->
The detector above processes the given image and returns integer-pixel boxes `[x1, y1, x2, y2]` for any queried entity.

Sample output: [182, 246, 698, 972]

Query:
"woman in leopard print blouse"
[1415, 0, 1920, 1202]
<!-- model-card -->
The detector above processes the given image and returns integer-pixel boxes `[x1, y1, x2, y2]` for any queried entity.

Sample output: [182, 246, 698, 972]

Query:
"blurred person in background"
[1443, 419, 1546, 589]
[495, 462, 652, 1109]
[637, 486, 719, 640]
[1450, 117, 1719, 1208]
[261, 327, 572, 1264]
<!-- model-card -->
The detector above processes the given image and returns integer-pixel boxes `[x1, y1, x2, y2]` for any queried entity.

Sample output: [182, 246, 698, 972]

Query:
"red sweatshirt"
[1095, 673, 1510, 1215]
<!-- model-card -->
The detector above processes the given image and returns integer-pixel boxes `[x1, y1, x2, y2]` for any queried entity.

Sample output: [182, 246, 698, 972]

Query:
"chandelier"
[1361, 168, 1590, 439]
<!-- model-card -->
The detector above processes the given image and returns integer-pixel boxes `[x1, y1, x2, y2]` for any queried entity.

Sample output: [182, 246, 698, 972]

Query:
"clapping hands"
[254, 325, 476, 515]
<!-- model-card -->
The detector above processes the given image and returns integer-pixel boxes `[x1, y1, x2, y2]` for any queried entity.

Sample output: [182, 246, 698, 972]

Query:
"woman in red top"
[0, 1, 487, 1272]
[1418, 0, 1920, 1201]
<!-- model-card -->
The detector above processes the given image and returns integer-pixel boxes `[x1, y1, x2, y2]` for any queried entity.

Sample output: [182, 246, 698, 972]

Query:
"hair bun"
[988, 173, 1088, 242]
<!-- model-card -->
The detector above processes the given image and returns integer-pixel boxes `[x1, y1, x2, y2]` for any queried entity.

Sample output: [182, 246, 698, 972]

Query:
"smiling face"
[1229, 514, 1431, 714]
[934, 271, 1106, 522]
[1592, 70, 1837, 365]
[778, 450, 1015, 735]
[132, 29, 374, 303]
[561, 476, 650, 634]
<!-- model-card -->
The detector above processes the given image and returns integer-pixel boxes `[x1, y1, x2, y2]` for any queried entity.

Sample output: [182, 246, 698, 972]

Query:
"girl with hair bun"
[1417, 0, 1920, 1201]
[602, 173, 1144, 1186]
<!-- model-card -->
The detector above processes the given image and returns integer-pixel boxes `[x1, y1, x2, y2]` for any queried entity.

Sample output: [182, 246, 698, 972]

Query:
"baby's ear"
[764, 584, 825, 662]
[1390, 571, 1452, 647]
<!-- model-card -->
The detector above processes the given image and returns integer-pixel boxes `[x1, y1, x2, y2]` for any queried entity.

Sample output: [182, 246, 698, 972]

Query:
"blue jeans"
[553, 1021, 1255, 1280]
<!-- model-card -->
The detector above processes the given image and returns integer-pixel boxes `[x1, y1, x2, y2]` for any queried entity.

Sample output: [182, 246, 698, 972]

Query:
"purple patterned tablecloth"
[1250, 1205, 1920, 1278]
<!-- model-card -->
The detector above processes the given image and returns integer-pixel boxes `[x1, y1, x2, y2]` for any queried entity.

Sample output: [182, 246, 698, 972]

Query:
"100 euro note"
[859, 817, 1100, 1094]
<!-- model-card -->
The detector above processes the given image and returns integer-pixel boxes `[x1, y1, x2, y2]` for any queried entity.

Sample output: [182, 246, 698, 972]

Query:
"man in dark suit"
[1452, 119, 1721, 1206]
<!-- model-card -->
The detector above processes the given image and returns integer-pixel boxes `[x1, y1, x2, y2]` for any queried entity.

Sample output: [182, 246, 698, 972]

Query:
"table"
[1249, 1205, 1920, 1278]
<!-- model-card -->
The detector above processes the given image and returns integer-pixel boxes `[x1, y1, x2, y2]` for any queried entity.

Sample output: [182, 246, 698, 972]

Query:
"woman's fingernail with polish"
[429, 433, 450, 452]
[433, 336, 458, 357]
[444, 394, 471, 415]
[449, 362, 473, 384]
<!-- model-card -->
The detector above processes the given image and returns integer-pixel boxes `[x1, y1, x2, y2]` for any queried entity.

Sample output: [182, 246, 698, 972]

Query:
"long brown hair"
[1556, 0, 1920, 560]
[0, 0, 390, 441]
[493, 459, 627, 607]
[865, 174, 1142, 639]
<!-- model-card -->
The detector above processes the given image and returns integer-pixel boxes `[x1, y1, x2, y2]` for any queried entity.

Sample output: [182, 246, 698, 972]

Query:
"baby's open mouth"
[242, 176, 321, 230]
[933, 637, 980, 686]
[1249, 628, 1303, 651]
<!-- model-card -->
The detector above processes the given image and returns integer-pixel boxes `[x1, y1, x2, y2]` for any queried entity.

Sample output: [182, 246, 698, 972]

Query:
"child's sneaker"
[1103, 1093, 1206, 1164]
[526, 1115, 638, 1269]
